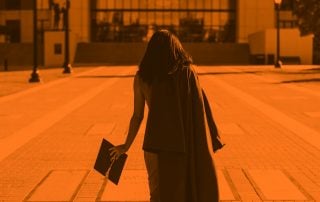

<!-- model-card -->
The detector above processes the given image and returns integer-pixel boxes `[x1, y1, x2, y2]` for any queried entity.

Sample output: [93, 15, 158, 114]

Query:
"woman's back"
[110, 30, 221, 202]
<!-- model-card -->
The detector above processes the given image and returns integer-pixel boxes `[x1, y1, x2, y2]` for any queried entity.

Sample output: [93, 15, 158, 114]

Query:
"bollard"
[4, 58, 8, 71]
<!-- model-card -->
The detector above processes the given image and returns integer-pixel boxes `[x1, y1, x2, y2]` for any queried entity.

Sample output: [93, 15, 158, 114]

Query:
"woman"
[110, 30, 224, 202]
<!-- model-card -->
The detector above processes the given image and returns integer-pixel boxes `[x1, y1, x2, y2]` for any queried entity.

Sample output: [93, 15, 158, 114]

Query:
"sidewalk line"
[0, 68, 134, 162]
[199, 69, 320, 151]
[0, 66, 106, 105]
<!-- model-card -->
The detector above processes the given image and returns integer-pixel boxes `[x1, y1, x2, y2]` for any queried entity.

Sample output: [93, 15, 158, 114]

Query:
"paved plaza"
[0, 65, 320, 202]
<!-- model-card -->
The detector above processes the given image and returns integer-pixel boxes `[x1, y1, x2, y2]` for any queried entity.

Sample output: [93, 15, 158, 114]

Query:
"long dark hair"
[138, 30, 193, 84]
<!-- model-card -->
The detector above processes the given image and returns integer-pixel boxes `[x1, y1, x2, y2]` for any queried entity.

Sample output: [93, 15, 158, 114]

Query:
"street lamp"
[63, 0, 72, 73]
[274, 0, 282, 68]
[29, 0, 41, 82]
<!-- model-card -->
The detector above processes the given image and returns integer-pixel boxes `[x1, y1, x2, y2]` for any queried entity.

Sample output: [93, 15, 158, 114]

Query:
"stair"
[74, 42, 250, 66]
[184, 43, 250, 65]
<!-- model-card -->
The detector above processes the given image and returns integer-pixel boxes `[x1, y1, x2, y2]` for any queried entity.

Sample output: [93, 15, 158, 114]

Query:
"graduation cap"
[94, 139, 128, 185]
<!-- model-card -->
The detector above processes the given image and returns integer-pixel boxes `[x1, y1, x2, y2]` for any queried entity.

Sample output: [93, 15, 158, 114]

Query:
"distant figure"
[53, 3, 60, 30]
[110, 30, 224, 202]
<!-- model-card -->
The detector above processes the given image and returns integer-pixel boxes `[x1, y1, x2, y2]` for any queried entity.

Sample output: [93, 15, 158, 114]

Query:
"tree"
[293, 0, 320, 64]
[294, 0, 320, 35]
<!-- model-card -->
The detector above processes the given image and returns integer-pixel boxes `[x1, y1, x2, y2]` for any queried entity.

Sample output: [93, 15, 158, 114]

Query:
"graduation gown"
[143, 65, 224, 202]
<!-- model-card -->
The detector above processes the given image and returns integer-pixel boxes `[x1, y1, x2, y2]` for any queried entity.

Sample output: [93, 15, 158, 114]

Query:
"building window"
[5, 0, 21, 10]
[275, 0, 297, 29]
[280, 20, 297, 29]
[91, 0, 237, 43]
[280, 0, 295, 11]
[54, 43, 62, 55]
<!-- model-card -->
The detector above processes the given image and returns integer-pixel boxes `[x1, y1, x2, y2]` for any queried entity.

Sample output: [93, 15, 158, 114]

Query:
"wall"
[237, 0, 274, 43]
[44, 30, 78, 67]
[248, 30, 266, 54]
[249, 28, 313, 64]
[69, 0, 90, 43]
[44, 31, 64, 66]
[0, 35, 5, 42]
[0, 10, 33, 42]
[0, 0, 90, 43]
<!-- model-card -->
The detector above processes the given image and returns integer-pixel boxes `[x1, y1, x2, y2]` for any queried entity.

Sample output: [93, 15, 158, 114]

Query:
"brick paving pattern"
[0, 65, 319, 201]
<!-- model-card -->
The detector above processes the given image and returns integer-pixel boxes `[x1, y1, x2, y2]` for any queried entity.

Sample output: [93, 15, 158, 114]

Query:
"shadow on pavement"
[76, 71, 260, 79]
[280, 78, 320, 83]
[198, 71, 259, 76]
[303, 67, 320, 71]
[277, 71, 320, 75]
[76, 75, 135, 79]
[277, 67, 320, 74]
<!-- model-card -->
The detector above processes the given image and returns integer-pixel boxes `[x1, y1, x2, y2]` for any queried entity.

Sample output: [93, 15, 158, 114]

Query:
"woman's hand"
[109, 144, 128, 161]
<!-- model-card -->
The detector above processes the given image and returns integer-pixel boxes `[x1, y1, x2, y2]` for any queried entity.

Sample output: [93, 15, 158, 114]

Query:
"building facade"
[0, 0, 315, 66]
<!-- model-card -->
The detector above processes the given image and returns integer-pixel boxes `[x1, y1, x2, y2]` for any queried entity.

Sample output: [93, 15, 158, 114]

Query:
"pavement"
[0, 65, 320, 202]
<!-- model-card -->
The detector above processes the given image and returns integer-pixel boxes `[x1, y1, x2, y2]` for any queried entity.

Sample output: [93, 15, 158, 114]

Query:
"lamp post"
[274, 0, 282, 68]
[63, 0, 72, 73]
[29, 0, 41, 82]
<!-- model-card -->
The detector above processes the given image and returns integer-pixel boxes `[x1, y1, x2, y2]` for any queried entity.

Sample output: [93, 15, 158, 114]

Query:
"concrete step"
[74, 42, 250, 65]
[0, 43, 43, 68]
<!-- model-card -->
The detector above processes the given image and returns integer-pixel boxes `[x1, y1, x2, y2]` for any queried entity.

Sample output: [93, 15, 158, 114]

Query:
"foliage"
[293, 0, 320, 35]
